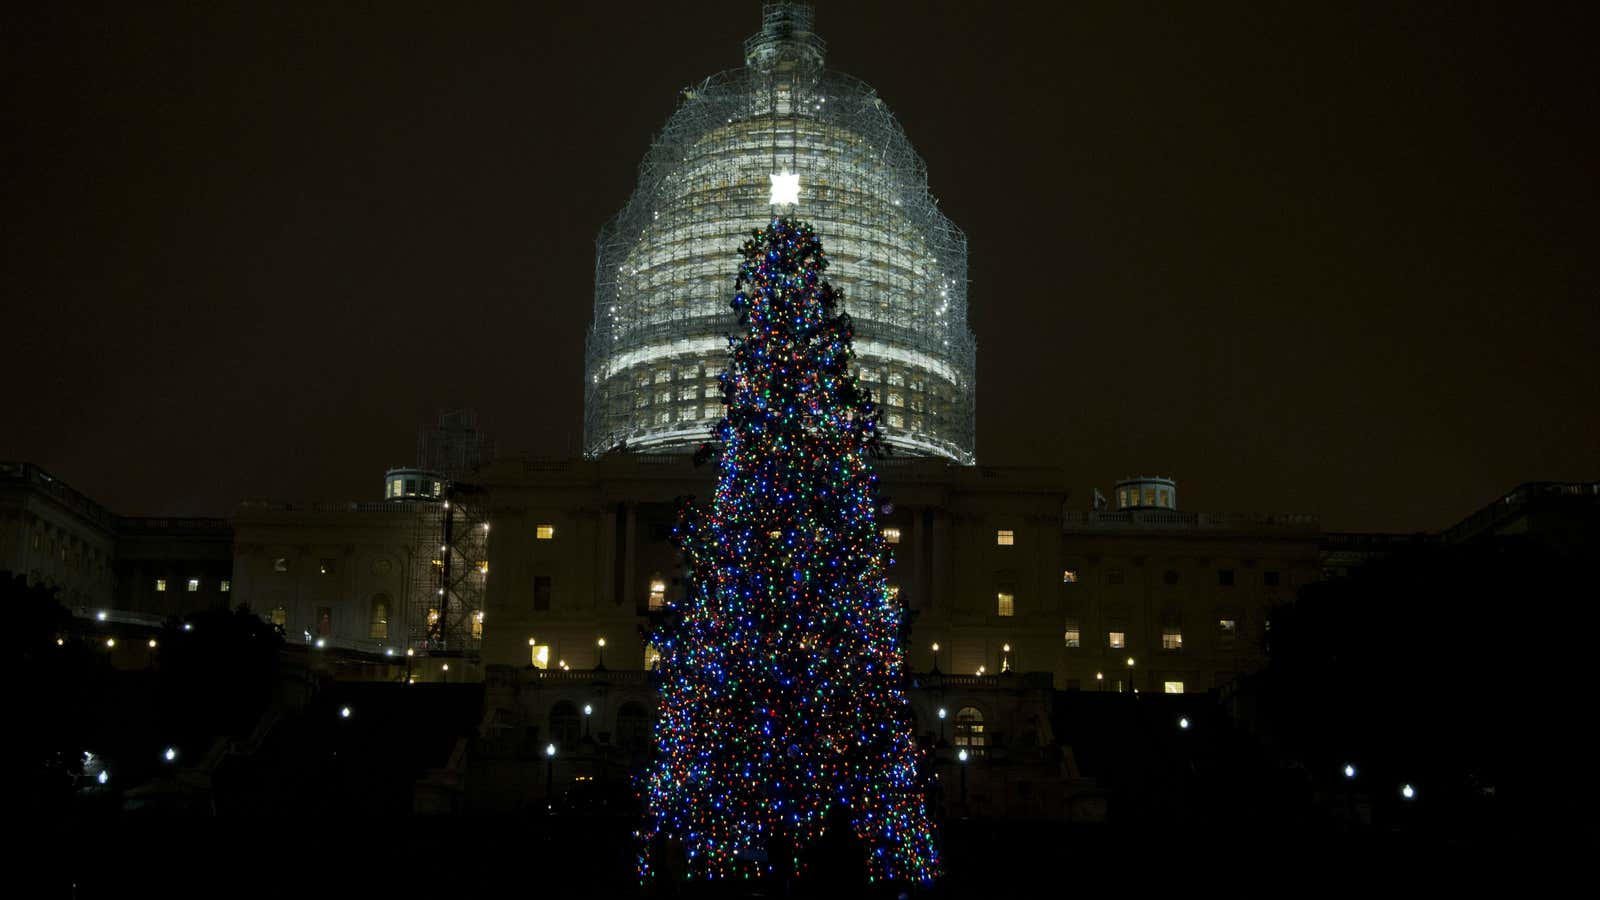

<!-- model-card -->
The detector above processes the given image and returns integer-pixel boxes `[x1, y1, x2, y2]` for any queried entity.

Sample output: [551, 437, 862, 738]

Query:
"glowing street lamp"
[937, 706, 947, 744]
[1125, 656, 1136, 694]
[596, 636, 607, 670]
[1178, 717, 1190, 730]
[1344, 764, 1357, 779]
[97, 770, 109, 785]
[1095, 672, 1104, 691]
[957, 747, 969, 809]
[1401, 784, 1416, 800]
[163, 747, 177, 763]
[930, 642, 941, 673]
[545, 743, 558, 807]
[340, 706, 352, 719]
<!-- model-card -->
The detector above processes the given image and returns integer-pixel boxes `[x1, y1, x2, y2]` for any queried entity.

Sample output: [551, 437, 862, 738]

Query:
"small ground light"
[1401, 784, 1416, 800]
[164, 747, 176, 762]
[1178, 717, 1190, 729]
[1344, 764, 1357, 779]
[340, 706, 351, 719]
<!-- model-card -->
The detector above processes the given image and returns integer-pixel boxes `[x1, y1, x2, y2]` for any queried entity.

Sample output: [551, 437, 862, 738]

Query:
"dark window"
[549, 701, 580, 747]
[533, 576, 552, 611]
[1066, 679, 1081, 691]
[1264, 570, 1281, 587]
[616, 701, 651, 750]
[1163, 570, 1179, 586]
[1218, 569, 1235, 587]
[316, 607, 333, 636]
[1107, 569, 1125, 585]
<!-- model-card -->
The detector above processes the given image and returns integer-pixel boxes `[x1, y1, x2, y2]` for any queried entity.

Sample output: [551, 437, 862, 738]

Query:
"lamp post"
[1125, 656, 1136, 694]
[545, 743, 557, 810]
[583, 704, 593, 739]
[595, 636, 607, 671]
[1001, 643, 1012, 674]
[405, 647, 414, 684]
[930, 642, 941, 674]
[937, 707, 947, 745]
[1095, 671, 1104, 692]
[958, 748, 969, 812]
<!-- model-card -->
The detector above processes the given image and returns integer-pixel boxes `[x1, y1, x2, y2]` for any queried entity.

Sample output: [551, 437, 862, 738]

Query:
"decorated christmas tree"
[640, 218, 940, 887]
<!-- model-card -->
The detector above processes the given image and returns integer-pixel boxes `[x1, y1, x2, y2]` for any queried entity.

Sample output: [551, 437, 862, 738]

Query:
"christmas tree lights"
[639, 218, 939, 887]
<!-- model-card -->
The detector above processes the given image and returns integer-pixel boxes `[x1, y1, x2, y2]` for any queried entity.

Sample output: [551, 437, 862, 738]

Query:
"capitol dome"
[584, 2, 976, 464]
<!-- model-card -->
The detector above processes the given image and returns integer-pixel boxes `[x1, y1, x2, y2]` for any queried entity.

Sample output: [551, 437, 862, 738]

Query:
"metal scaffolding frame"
[585, 2, 976, 464]
[401, 412, 492, 658]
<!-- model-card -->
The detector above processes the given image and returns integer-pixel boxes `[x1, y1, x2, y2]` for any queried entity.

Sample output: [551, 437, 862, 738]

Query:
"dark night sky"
[3, 2, 1595, 532]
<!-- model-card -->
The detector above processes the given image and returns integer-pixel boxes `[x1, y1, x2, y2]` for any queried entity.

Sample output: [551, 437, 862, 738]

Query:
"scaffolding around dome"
[584, 2, 976, 464]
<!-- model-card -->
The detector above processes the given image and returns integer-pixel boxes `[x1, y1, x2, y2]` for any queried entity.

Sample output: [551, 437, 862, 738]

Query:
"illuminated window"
[529, 643, 549, 669]
[888, 413, 903, 428]
[648, 578, 666, 611]
[319, 559, 334, 575]
[1162, 629, 1183, 650]
[270, 606, 287, 628]
[887, 584, 901, 603]
[883, 527, 901, 544]
[273, 558, 289, 573]
[703, 404, 720, 420]
[888, 371, 905, 387]
[644, 643, 662, 670]
[1157, 489, 1170, 507]
[1144, 488, 1156, 506]
[471, 610, 484, 640]
[431, 481, 442, 497]
[680, 406, 699, 420]
[1108, 631, 1126, 649]
[654, 370, 671, 384]
[369, 596, 389, 639]
[187, 578, 199, 592]
[887, 392, 904, 408]
[1063, 622, 1081, 648]
[536, 525, 555, 540]
[155, 579, 167, 592]
[1061, 569, 1078, 583]
[954, 707, 986, 756]
[655, 390, 671, 405]
[656, 410, 671, 425]
[220, 580, 230, 592]
[996, 592, 1014, 617]
[1219, 618, 1238, 638]
[678, 385, 697, 401]
[533, 575, 551, 611]
[996, 529, 1014, 546]
[1164, 681, 1185, 694]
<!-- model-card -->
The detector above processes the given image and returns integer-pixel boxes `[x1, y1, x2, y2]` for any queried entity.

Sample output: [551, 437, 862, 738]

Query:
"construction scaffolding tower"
[584, 2, 977, 464]
[402, 411, 493, 658]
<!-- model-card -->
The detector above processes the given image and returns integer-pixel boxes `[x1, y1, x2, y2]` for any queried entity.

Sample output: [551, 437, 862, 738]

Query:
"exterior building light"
[98, 771, 109, 785]
[546, 743, 557, 758]
[105, 638, 115, 648]
[148, 639, 157, 649]
[958, 749, 968, 763]
[340, 706, 351, 719]
[1178, 717, 1190, 730]
[1401, 784, 1416, 800]
[164, 747, 177, 762]
[1344, 764, 1357, 779]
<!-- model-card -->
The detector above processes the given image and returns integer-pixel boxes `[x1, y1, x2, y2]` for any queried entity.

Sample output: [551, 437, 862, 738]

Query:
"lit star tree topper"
[639, 218, 940, 887]
[769, 170, 800, 205]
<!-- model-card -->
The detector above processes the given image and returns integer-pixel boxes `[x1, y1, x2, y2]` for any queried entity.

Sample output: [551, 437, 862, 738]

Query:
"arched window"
[369, 594, 389, 639]
[616, 701, 651, 749]
[270, 606, 287, 630]
[549, 701, 581, 747]
[954, 706, 987, 757]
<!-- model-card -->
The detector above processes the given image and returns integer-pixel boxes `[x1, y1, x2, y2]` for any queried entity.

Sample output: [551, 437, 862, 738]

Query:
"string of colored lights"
[638, 218, 940, 887]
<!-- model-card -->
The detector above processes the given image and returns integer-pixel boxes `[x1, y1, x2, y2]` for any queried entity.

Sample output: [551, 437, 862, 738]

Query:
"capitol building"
[3, 4, 1348, 819]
